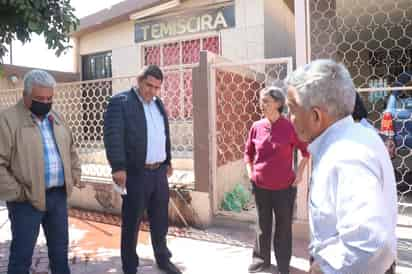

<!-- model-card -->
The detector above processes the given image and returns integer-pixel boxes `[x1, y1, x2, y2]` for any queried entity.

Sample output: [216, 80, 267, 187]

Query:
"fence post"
[191, 51, 215, 226]
[193, 51, 214, 193]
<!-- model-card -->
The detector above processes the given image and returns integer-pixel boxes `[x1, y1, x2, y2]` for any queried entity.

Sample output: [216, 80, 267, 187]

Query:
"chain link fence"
[309, 0, 412, 88]
[0, 74, 194, 182]
[308, 0, 412, 214]
[359, 85, 412, 212]
[210, 58, 293, 216]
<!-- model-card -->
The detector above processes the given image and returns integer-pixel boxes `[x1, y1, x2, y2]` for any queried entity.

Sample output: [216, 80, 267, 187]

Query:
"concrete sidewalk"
[0, 201, 411, 274]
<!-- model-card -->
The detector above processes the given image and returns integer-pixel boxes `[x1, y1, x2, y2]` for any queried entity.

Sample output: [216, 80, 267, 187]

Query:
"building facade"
[67, 0, 412, 227]
[69, 0, 300, 225]
[71, 0, 295, 80]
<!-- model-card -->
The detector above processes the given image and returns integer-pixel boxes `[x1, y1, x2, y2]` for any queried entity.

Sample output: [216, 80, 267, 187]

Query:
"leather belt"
[144, 162, 162, 170]
[46, 186, 65, 192]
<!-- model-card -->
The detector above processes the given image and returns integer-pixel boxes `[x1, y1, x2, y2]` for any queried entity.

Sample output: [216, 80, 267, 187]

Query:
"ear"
[312, 107, 322, 122]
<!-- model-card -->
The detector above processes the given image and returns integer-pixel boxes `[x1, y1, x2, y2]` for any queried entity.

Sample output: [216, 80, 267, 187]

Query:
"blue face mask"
[30, 99, 52, 116]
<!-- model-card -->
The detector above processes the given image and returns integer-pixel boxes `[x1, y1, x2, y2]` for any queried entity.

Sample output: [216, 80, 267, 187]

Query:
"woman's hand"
[293, 157, 309, 187]
[292, 174, 303, 187]
[246, 163, 253, 180]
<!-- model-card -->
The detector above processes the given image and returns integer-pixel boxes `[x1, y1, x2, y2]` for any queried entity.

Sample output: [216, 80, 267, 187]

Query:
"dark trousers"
[385, 262, 396, 274]
[6, 187, 70, 274]
[121, 164, 171, 274]
[252, 184, 296, 273]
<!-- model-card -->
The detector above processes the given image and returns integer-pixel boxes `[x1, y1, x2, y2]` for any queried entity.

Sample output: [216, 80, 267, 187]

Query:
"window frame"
[81, 51, 113, 81]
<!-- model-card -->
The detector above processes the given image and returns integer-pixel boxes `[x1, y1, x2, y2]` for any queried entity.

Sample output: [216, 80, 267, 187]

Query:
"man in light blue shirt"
[136, 90, 166, 164]
[285, 59, 397, 274]
[104, 65, 180, 274]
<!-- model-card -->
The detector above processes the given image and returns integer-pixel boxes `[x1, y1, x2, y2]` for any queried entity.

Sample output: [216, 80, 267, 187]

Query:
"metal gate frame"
[206, 56, 312, 221]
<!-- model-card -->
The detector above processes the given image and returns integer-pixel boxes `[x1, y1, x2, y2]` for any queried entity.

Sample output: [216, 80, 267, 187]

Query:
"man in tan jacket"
[0, 70, 82, 274]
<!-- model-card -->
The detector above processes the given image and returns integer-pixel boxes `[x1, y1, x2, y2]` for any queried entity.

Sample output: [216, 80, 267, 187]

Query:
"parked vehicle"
[379, 72, 412, 195]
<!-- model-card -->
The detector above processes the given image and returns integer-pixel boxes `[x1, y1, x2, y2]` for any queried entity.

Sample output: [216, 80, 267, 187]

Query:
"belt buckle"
[145, 163, 160, 170]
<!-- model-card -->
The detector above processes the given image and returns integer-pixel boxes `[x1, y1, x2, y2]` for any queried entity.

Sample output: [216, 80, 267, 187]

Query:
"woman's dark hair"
[352, 92, 368, 121]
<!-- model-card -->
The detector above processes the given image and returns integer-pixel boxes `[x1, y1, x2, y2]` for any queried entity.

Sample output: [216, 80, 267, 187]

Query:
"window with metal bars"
[142, 36, 220, 120]
[143, 36, 220, 67]
[82, 51, 112, 81]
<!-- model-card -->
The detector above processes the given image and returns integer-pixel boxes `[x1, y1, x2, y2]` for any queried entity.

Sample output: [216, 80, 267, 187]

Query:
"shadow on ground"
[397, 237, 412, 269]
[1, 239, 188, 274]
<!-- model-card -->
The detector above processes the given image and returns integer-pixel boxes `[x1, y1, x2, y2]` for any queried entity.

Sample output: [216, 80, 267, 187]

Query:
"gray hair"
[285, 59, 356, 119]
[259, 86, 286, 113]
[23, 70, 56, 96]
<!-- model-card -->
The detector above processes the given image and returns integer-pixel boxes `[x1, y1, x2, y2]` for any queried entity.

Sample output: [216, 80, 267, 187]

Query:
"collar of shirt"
[263, 116, 283, 128]
[134, 88, 157, 105]
[31, 113, 51, 125]
[359, 117, 376, 130]
[308, 115, 354, 162]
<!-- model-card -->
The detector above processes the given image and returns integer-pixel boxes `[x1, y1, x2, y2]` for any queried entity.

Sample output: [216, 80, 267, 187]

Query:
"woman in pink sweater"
[245, 87, 309, 274]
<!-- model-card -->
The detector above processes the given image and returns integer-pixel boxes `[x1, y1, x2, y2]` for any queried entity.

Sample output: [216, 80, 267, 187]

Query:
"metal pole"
[9, 40, 12, 65]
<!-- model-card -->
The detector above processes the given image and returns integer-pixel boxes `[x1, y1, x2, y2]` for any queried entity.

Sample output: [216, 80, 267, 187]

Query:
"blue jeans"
[7, 187, 70, 274]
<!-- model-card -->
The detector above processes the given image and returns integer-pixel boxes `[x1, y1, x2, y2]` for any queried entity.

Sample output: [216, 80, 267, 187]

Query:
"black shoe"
[277, 267, 290, 274]
[158, 260, 182, 274]
[248, 260, 270, 273]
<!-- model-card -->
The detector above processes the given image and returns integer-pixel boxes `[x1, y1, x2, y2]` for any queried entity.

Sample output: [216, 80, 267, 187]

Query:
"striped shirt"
[33, 114, 65, 189]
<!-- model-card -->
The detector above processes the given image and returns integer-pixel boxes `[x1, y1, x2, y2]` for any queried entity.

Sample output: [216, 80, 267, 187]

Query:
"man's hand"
[112, 170, 127, 187]
[309, 261, 323, 274]
[73, 179, 86, 189]
[167, 165, 173, 178]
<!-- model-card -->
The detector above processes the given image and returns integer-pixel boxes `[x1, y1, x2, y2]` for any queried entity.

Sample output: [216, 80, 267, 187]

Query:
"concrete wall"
[79, 20, 140, 78]
[0, 78, 17, 90]
[79, 20, 134, 55]
[112, 46, 141, 78]
[221, 0, 265, 61]
[77, 0, 266, 79]
[264, 0, 295, 61]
